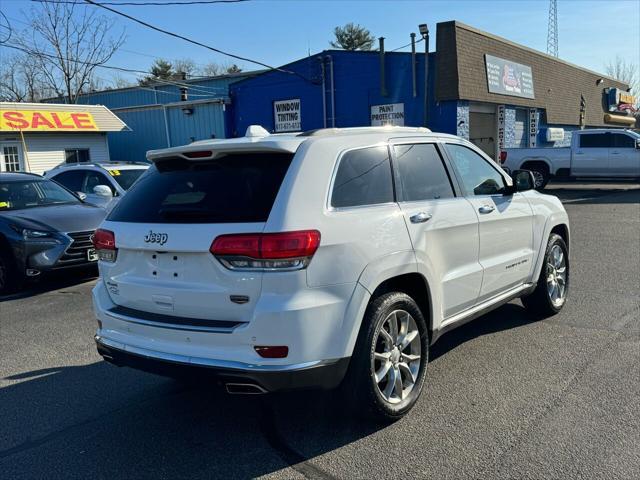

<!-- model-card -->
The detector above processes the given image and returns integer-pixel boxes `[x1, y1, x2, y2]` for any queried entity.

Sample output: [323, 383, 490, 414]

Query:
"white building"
[0, 102, 129, 175]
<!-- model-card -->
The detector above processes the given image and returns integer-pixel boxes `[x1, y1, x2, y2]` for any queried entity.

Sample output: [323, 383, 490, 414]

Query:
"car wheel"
[0, 250, 24, 295]
[528, 165, 550, 190]
[343, 292, 429, 422]
[521, 233, 569, 316]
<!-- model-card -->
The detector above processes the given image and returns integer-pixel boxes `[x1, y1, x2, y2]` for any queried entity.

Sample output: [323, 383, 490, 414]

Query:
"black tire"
[526, 164, 550, 190]
[342, 292, 429, 422]
[521, 233, 569, 316]
[0, 249, 24, 295]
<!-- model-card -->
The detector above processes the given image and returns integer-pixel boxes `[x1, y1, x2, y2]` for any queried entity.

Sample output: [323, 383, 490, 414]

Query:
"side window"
[446, 144, 506, 196]
[611, 134, 635, 148]
[331, 146, 394, 208]
[52, 170, 85, 192]
[84, 171, 114, 194]
[393, 143, 455, 201]
[579, 134, 610, 148]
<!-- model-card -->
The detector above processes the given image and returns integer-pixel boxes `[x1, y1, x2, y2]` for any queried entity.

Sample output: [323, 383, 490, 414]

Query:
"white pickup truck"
[501, 129, 640, 189]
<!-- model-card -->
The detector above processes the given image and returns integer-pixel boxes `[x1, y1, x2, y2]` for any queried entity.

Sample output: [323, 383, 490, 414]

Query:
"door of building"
[0, 143, 24, 172]
[469, 111, 496, 159]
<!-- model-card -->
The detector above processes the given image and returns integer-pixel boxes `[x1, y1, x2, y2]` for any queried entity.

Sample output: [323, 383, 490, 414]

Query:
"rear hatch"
[98, 151, 294, 325]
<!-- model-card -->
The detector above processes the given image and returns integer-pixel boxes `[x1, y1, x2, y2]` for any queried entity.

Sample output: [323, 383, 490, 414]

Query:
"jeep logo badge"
[144, 230, 168, 246]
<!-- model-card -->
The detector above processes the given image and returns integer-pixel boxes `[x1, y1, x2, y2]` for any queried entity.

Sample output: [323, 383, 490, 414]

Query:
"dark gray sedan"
[0, 173, 107, 294]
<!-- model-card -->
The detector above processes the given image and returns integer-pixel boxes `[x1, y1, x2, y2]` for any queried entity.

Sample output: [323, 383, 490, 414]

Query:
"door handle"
[478, 205, 495, 214]
[410, 212, 432, 223]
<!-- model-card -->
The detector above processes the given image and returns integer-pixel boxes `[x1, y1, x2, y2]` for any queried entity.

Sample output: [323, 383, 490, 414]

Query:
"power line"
[1, 43, 232, 95]
[389, 36, 424, 53]
[0, 10, 13, 44]
[81, 0, 316, 84]
[33, 0, 249, 5]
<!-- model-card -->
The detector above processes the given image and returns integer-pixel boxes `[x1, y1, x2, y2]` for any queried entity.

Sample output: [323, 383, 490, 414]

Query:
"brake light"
[210, 230, 321, 271]
[499, 151, 508, 163]
[183, 150, 212, 159]
[93, 229, 117, 262]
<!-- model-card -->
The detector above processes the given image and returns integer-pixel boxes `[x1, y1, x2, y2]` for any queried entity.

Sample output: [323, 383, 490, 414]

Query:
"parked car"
[92, 125, 570, 421]
[0, 172, 106, 294]
[501, 128, 640, 189]
[45, 161, 149, 209]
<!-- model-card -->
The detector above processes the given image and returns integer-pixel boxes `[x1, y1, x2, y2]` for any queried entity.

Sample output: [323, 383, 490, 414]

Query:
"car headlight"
[22, 229, 54, 240]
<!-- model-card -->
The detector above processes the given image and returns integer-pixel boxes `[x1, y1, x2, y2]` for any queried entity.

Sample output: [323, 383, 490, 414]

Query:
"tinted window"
[108, 168, 146, 190]
[331, 146, 393, 208]
[394, 144, 454, 201]
[579, 133, 610, 148]
[0, 180, 78, 210]
[84, 171, 114, 195]
[52, 170, 85, 192]
[611, 134, 635, 148]
[446, 144, 506, 196]
[108, 153, 293, 224]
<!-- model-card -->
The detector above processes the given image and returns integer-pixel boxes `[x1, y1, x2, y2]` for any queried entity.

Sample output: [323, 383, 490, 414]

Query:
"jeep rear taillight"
[93, 228, 117, 262]
[210, 230, 321, 271]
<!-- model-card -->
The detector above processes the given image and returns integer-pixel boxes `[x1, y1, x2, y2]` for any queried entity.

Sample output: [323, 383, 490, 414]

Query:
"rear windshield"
[107, 153, 293, 223]
[108, 168, 147, 191]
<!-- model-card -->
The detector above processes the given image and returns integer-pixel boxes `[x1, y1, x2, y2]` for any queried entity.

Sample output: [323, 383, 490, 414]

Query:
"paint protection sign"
[273, 99, 301, 132]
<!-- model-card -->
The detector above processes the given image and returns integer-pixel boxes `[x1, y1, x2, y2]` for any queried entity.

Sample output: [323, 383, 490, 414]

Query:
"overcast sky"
[1, 0, 639, 86]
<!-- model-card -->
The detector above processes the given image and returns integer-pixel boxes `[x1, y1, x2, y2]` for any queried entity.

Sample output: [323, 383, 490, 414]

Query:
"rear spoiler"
[146, 139, 303, 163]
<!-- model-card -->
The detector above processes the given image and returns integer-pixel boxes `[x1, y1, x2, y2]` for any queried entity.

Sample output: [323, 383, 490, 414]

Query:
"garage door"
[469, 112, 496, 159]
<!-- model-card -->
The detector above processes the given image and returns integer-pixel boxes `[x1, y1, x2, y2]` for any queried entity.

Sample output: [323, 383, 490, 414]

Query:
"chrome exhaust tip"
[225, 383, 268, 395]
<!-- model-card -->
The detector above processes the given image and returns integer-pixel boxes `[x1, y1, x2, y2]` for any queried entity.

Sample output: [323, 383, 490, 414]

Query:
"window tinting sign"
[273, 99, 301, 132]
[529, 109, 537, 147]
[485, 55, 535, 99]
[370, 103, 405, 126]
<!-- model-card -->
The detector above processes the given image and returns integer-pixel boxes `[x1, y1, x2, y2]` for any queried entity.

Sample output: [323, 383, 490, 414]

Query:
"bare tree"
[17, 1, 125, 103]
[173, 58, 198, 78]
[110, 74, 135, 89]
[605, 56, 639, 108]
[0, 53, 50, 102]
[199, 61, 243, 77]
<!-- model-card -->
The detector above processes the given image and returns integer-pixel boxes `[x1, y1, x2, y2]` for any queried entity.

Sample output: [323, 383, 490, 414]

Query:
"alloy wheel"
[371, 310, 422, 404]
[546, 244, 567, 307]
[532, 170, 545, 188]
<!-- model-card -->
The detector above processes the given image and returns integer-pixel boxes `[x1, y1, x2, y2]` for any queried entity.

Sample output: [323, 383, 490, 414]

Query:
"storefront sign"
[370, 103, 405, 126]
[605, 88, 637, 114]
[545, 128, 565, 142]
[273, 99, 301, 132]
[529, 109, 537, 147]
[0, 110, 98, 131]
[485, 55, 535, 99]
[496, 105, 505, 151]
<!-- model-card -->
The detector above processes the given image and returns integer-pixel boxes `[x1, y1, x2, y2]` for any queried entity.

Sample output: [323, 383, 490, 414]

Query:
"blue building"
[230, 21, 632, 160]
[47, 72, 258, 161]
[53, 21, 632, 163]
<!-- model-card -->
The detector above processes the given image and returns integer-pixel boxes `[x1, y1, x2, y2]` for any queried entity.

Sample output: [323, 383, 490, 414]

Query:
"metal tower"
[547, 0, 558, 57]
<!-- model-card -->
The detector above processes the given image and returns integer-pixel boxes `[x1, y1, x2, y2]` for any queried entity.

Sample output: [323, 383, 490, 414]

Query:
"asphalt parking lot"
[1, 181, 639, 480]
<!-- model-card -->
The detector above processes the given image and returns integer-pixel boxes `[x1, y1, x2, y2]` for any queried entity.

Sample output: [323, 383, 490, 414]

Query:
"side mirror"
[76, 192, 87, 201]
[512, 169, 536, 192]
[93, 185, 113, 198]
[636, 139, 640, 149]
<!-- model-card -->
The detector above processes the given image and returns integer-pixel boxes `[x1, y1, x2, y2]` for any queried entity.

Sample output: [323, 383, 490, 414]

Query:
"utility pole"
[419, 24, 429, 127]
[547, 0, 558, 57]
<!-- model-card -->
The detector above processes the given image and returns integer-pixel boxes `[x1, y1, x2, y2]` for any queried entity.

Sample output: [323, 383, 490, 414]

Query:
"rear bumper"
[95, 335, 350, 392]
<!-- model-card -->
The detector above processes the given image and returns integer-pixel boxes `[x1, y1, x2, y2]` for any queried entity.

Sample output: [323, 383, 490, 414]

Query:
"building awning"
[0, 102, 130, 133]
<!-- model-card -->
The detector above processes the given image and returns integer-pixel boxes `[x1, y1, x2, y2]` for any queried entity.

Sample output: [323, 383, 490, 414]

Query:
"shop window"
[393, 144, 455, 201]
[331, 146, 394, 208]
[65, 149, 90, 163]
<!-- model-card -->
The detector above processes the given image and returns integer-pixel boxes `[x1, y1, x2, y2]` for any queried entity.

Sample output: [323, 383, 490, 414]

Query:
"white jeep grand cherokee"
[92, 126, 570, 420]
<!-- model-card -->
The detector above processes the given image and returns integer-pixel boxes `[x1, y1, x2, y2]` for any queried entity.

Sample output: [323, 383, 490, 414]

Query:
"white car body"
[92, 126, 569, 396]
[502, 128, 640, 182]
[45, 162, 149, 209]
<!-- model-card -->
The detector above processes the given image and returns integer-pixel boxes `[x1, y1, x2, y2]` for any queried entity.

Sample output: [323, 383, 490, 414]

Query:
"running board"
[432, 283, 535, 344]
